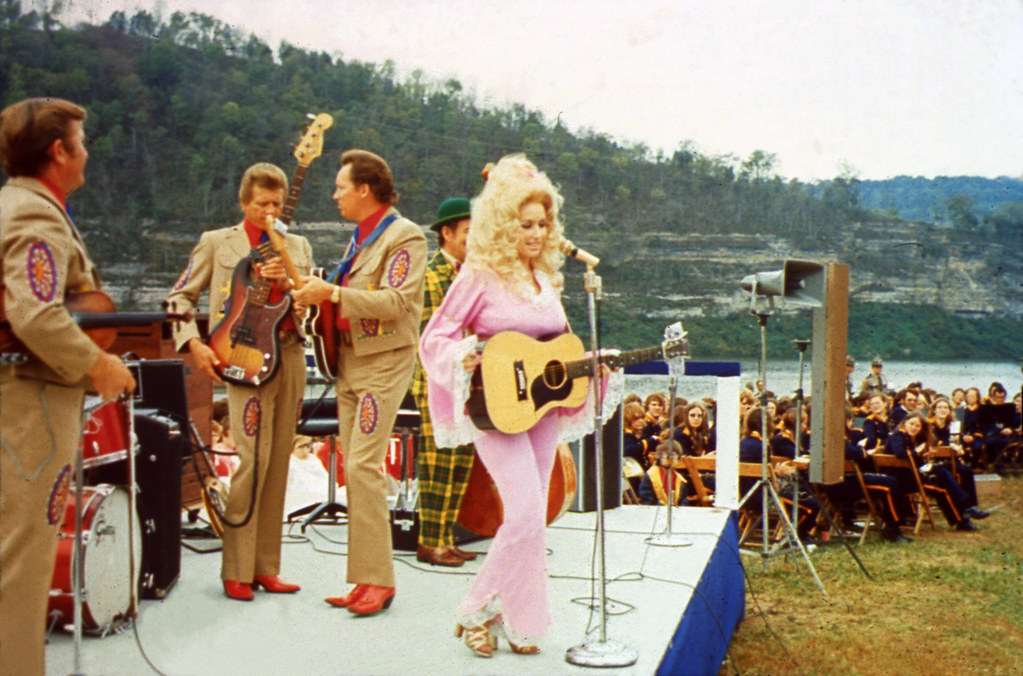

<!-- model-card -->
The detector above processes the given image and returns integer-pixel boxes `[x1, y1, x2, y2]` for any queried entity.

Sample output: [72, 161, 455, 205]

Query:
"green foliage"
[1, 7, 1020, 363]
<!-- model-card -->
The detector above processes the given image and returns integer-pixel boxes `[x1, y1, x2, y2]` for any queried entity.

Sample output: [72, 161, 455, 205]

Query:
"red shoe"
[325, 584, 369, 608]
[223, 580, 254, 601]
[347, 585, 395, 616]
[252, 575, 300, 593]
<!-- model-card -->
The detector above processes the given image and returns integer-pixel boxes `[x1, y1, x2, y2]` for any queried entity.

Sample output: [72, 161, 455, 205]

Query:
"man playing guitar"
[292, 149, 426, 617]
[165, 162, 311, 601]
[0, 97, 136, 675]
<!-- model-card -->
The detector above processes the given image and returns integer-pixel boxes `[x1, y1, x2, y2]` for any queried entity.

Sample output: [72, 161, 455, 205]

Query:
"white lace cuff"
[433, 335, 482, 449]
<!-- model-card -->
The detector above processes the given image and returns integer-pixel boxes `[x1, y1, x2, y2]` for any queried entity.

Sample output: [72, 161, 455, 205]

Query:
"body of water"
[625, 359, 1023, 404]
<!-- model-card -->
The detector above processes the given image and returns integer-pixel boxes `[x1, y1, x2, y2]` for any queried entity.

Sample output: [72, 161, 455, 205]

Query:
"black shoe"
[882, 525, 913, 543]
[955, 518, 980, 532]
[965, 507, 989, 520]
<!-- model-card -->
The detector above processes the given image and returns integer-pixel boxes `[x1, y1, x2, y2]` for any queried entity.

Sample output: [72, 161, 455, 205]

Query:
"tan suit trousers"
[335, 342, 416, 588]
[0, 376, 85, 676]
[221, 337, 305, 582]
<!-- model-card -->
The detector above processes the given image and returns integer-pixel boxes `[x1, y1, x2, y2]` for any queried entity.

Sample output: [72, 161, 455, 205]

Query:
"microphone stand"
[790, 340, 809, 529]
[71, 402, 88, 676]
[647, 322, 692, 547]
[566, 264, 638, 668]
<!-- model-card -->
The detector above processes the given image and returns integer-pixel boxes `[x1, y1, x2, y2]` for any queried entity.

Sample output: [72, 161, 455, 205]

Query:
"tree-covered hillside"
[2, 4, 1021, 360]
[857, 175, 1023, 226]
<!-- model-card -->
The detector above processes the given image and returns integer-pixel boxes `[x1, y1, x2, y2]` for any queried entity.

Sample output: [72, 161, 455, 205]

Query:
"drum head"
[77, 485, 141, 629]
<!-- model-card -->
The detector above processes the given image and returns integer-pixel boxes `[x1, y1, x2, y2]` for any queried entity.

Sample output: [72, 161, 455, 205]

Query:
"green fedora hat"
[430, 197, 471, 231]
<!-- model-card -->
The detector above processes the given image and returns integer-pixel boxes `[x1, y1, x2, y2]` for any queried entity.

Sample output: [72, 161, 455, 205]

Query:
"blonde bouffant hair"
[465, 154, 565, 296]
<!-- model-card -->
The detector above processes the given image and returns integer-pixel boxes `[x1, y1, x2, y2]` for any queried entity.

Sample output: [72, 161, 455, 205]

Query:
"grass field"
[721, 475, 1023, 675]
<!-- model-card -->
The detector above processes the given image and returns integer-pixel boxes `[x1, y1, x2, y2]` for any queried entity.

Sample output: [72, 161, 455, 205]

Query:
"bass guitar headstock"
[294, 112, 333, 166]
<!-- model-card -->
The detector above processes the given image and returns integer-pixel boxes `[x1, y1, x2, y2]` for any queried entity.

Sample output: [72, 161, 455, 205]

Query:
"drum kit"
[48, 395, 142, 661]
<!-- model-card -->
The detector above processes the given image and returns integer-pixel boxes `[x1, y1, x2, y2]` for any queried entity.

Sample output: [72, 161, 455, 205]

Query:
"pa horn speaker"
[739, 259, 824, 306]
[740, 269, 786, 297]
[782, 259, 825, 307]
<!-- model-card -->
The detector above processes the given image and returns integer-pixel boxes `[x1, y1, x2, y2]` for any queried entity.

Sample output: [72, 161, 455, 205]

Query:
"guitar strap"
[323, 214, 398, 285]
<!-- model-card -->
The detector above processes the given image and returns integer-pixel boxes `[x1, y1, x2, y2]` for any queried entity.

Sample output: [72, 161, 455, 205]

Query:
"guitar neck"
[73, 312, 185, 329]
[247, 241, 278, 306]
[268, 162, 310, 290]
[279, 163, 307, 226]
[565, 344, 666, 380]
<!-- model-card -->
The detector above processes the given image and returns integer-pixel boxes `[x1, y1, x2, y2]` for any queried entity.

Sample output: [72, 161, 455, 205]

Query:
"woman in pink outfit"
[419, 154, 616, 658]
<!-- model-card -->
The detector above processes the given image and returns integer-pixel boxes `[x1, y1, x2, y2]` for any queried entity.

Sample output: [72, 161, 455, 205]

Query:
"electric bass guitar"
[206, 113, 332, 386]
[0, 290, 190, 365]
[467, 328, 690, 435]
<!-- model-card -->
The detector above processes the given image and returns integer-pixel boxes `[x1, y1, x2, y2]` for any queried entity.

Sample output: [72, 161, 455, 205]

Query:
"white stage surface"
[46, 505, 743, 675]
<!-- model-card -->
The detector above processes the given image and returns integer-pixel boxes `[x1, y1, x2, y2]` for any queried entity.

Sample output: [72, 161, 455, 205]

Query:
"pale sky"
[68, 0, 1023, 182]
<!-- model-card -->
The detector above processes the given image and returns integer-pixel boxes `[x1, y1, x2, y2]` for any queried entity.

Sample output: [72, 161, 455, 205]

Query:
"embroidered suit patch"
[387, 249, 411, 287]
[358, 394, 378, 435]
[47, 464, 72, 525]
[173, 258, 194, 291]
[27, 241, 57, 302]
[243, 397, 262, 437]
[360, 318, 380, 336]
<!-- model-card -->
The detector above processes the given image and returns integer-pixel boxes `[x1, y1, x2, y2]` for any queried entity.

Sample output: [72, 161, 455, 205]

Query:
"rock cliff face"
[590, 219, 1022, 319]
[104, 219, 1020, 323]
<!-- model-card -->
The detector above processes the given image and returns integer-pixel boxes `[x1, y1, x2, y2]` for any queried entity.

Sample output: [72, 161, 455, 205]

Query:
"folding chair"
[871, 453, 938, 535]
[681, 455, 715, 507]
[932, 445, 960, 483]
[845, 460, 883, 545]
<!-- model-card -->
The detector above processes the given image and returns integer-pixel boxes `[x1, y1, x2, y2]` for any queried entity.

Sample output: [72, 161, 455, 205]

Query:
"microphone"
[559, 239, 600, 267]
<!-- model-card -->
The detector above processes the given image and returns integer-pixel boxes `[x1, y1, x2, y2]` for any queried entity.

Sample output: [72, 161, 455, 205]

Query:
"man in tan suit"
[294, 149, 426, 616]
[0, 98, 136, 675]
[166, 162, 311, 601]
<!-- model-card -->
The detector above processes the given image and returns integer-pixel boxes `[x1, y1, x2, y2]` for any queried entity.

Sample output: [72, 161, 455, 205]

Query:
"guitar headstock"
[294, 113, 334, 166]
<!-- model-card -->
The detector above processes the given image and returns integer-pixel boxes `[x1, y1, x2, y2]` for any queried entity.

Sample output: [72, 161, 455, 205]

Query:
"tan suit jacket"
[165, 221, 311, 583]
[0, 176, 102, 386]
[0, 175, 101, 675]
[338, 207, 427, 355]
[166, 222, 312, 351]
[332, 207, 426, 587]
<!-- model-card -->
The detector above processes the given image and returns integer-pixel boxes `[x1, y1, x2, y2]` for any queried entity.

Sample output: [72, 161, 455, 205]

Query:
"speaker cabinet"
[133, 409, 183, 599]
[568, 405, 623, 513]
[809, 263, 849, 485]
[126, 359, 191, 431]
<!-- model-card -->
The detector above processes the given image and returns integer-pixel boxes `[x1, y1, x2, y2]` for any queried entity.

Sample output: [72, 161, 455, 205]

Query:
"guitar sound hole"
[544, 361, 566, 388]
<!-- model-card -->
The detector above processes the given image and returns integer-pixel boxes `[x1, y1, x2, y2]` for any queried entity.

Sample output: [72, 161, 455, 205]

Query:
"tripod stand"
[738, 307, 826, 596]
[288, 388, 347, 532]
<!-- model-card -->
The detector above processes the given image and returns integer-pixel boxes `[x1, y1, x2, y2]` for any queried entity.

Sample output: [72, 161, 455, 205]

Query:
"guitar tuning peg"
[306, 113, 316, 120]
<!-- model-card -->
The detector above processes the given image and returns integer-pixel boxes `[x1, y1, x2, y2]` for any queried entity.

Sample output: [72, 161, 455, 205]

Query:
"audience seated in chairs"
[638, 439, 687, 506]
[889, 387, 918, 427]
[862, 393, 891, 453]
[622, 401, 659, 492]
[881, 412, 987, 532]
[642, 391, 668, 438]
[739, 406, 820, 543]
[822, 407, 912, 543]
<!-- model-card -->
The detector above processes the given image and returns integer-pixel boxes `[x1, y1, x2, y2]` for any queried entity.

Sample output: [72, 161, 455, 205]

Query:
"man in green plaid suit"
[411, 198, 476, 567]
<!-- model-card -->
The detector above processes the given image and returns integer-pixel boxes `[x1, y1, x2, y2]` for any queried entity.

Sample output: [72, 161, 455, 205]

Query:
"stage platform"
[46, 505, 744, 675]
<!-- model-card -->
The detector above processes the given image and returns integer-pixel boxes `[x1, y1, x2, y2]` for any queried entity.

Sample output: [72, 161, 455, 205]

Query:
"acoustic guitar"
[206, 113, 332, 386]
[467, 329, 689, 435]
[0, 290, 189, 364]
